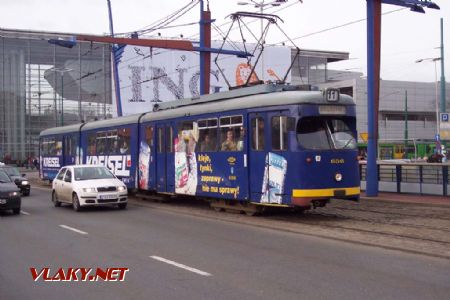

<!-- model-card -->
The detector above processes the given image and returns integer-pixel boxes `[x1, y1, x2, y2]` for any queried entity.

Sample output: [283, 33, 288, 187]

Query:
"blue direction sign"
[441, 113, 449, 122]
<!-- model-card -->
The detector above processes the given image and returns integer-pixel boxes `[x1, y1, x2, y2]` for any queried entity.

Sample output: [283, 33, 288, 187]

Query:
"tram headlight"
[335, 173, 343, 182]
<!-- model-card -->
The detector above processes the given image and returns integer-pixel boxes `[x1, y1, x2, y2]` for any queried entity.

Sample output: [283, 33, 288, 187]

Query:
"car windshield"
[3, 167, 20, 176]
[74, 166, 115, 181]
[297, 117, 357, 150]
[0, 171, 12, 183]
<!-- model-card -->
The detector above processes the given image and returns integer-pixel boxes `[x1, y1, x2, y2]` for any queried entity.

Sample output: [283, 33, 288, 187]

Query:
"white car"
[52, 165, 128, 211]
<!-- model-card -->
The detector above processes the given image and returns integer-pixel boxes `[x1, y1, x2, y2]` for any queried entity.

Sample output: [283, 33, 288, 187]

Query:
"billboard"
[115, 42, 291, 116]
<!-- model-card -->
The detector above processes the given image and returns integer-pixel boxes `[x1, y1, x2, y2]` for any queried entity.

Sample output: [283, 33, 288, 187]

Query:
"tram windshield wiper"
[342, 137, 356, 149]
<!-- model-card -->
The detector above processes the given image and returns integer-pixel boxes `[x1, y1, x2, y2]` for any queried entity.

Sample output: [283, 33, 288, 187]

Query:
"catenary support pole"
[107, 0, 123, 116]
[440, 18, 446, 114]
[366, 0, 382, 196]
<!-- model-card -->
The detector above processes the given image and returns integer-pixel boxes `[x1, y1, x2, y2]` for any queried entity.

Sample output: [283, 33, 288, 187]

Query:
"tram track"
[313, 208, 450, 233]
[275, 216, 450, 246]
[270, 212, 450, 245]
[330, 205, 450, 221]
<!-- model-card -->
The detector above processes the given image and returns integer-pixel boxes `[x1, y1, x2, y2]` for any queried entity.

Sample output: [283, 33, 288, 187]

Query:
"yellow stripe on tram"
[292, 187, 360, 198]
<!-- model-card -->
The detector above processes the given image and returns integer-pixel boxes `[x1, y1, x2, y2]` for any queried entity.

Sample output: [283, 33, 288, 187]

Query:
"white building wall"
[318, 77, 450, 143]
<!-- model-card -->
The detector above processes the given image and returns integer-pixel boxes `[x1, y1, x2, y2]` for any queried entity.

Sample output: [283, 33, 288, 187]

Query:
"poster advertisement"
[115, 42, 291, 116]
[138, 141, 151, 189]
[261, 152, 288, 204]
[174, 129, 198, 195]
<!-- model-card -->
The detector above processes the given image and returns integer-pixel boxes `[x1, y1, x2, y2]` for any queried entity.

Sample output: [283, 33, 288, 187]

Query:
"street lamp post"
[237, 0, 290, 81]
[52, 67, 72, 127]
[404, 90, 408, 150]
[416, 57, 441, 152]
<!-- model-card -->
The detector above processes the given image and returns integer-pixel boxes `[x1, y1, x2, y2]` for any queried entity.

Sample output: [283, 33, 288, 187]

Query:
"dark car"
[0, 170, 21, 214]
[0, 166, 30, 196]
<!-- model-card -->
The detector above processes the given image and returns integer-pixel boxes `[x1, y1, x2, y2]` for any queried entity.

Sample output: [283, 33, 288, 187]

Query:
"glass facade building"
[0, 28, 349, 163]
[0, 28, 112, 163]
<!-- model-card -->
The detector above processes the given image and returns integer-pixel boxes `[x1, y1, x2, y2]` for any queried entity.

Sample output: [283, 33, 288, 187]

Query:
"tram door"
[165, 125, 175, 193]
[248, 113, 268, 201]
[249, 111, 290, 204]
[63, 134, 77, 166]
[142, 125, 156, 190]
[155, 124, 167, 192]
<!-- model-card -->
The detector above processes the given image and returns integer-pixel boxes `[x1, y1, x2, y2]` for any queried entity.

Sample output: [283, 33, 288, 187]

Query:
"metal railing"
[359, 161, 449, 196]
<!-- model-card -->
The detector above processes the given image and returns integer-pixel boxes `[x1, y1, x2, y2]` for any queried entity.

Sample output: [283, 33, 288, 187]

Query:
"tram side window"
[64, 136, 70, 156]
[251, 117, 265, 151]
[106, 130, 118, 154]
[158, 127, 164, 153]
[118, 128, 131, 154]
[198, 118, 218, 152]
[219, 115, 243, 151]
[176, 121, 196, 153]
[42, 138, 56, 156]
[96, 132, 108, 155]
[87, 133, 97, 155]
[166, 126, 173, 153]
[56, 140, 63, 156]
[271, 116, 289, 151]
[145, 126, 154, 147]
[64, 135, 77, 156]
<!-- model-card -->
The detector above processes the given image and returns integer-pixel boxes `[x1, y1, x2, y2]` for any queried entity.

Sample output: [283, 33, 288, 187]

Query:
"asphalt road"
[1, 187, 449, 300]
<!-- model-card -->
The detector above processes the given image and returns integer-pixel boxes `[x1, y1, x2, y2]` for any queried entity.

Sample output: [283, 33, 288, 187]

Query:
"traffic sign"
[360, 132, 368, 143]
[441, 113, 449, 122]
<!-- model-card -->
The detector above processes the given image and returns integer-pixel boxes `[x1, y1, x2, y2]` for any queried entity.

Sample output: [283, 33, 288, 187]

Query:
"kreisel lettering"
[87, 155, 131, 177]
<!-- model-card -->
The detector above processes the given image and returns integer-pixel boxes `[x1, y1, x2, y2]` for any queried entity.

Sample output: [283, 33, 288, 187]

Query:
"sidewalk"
[360, 191, 450, 206]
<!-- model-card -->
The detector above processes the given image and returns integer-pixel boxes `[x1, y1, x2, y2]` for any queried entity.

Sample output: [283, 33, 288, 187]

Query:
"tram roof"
[81, 114, 144, 131]
[141, 86, 354, 123]
[40, 123, 84, 137]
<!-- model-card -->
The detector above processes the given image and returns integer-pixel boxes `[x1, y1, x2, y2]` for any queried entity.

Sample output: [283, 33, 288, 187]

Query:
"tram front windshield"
[297, 117, 356, 150]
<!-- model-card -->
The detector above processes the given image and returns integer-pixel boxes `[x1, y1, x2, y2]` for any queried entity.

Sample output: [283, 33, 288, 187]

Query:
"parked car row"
[0, 169, 21, 215]
[0, 166, 30, 196]
[1, 164, 128, 215]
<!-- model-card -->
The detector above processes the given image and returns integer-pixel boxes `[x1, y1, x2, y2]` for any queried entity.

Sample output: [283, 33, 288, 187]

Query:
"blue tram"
[39, 124, 83, 181]
[40, 84, 359, 210]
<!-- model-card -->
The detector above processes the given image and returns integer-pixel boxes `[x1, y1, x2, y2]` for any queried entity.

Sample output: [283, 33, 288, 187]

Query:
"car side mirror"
[64, 177, 72, 183]
[14, 178, 20, 184]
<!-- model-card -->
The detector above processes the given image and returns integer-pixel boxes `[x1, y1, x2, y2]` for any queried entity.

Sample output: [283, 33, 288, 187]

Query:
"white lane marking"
[150, 256, 211, 277]
[59, 225, 88, 235]
[20, 211, 30, 215]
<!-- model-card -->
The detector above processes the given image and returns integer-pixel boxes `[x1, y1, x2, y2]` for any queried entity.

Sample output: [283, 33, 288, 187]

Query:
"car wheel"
[72, 193, 81, 212]
[118, 203, 127, 210]
[52, 191, 61, 207]
[12, 207, 20, 215]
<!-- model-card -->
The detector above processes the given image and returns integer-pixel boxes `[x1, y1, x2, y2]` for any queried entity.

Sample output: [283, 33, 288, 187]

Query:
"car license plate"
[99, 194, 116, 200]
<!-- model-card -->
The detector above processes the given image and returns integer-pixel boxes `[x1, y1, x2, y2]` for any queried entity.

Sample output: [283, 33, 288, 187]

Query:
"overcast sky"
[0, 0, 449, 83]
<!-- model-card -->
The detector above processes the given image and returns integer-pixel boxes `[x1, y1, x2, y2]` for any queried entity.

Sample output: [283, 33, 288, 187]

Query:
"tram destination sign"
[318, 105, 346, 115]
